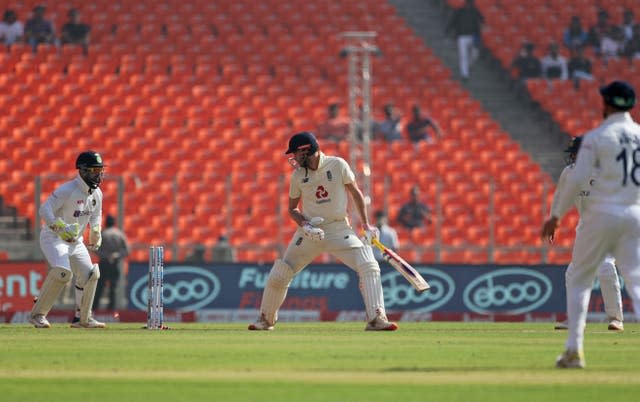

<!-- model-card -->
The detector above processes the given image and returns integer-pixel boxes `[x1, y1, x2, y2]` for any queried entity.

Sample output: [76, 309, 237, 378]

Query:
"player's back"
[587, 113, 640, 207]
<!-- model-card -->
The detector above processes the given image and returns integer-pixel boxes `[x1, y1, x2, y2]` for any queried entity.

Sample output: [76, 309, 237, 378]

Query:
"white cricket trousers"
[457, 34, 475, 79]
[565, 205, 640, 351]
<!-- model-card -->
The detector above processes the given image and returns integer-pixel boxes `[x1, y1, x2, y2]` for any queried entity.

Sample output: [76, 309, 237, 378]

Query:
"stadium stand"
[1, 0, 611, 264]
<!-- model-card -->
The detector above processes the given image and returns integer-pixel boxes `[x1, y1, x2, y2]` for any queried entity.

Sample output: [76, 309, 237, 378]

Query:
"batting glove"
[362, 224, 380, 245]
[303, 222, 325, 242]
[88, 224, 102, 251]
[50, 217, 80, 242]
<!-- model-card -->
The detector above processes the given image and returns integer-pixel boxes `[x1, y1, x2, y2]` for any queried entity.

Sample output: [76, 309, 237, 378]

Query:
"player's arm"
[345, 182, 371, 228]
[287, 197, 307, 227]
[39, 186, 71, 227]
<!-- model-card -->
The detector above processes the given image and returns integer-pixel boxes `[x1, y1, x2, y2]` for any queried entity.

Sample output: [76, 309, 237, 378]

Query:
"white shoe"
[554, 320, 568, 330]
[248, 314, 274, 331]
[29, 314, 51, 328]
[555, 349, 585, 369]
[71, 316, 106, 329]
[608, 319, 624, 331]
[365, 314, 398, 331]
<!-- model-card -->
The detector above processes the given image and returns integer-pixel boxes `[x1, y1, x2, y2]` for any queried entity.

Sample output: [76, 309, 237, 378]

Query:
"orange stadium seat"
[0, 0, 570, 263]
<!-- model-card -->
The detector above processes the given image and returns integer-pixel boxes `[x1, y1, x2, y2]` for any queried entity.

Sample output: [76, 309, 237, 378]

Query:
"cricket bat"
[371, 238, 430, 293]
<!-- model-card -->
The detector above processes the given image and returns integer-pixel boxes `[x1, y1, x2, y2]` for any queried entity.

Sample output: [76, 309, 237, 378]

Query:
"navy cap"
[285, 132, 319, 154]
[600, 80, 636, 111]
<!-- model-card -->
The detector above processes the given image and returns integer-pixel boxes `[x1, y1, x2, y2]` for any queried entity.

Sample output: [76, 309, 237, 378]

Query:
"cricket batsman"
[30, 150, 106, 329]
[248, 132, 398, 331]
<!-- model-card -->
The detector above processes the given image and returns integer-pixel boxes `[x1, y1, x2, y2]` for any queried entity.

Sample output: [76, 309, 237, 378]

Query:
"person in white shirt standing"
[248, 132, 398, 331]
[542, 81, 640, 368]
[30, 150, 106, 329]
[0, 9, 23, 45]
[551, 136, 623, 332]
[372, 210, 399, 265]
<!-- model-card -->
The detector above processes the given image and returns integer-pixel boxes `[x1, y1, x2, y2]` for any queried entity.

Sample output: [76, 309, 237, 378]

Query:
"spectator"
[373, 103, 402, 142]
[445, 0, 484, 82]
[511, 42, 542, 82]
[563, 15, 588, 51]
[212, 235, 236, 262]
[24, 4, 54, 52]
[568, 47, 594, 88]
[624, 25, 640, 61]
[541, 42, 568, 81]
[396, 186, 432, 230]
[0, 9, 23, 46]
[185, 243, 206, 264]
[586, 9, 610, 56]
[372, 210, 399, 265]
[620, 9, 635, 45]
[316, 103, 349, 142]
[600, 25, 624, 63]
[93, 215, 130, 311]
[406, 104, 442, 144]
[60, 8, 90, 55]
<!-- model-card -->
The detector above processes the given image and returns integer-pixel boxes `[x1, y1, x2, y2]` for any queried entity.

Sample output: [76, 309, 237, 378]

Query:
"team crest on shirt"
[315, 185, 330, 204]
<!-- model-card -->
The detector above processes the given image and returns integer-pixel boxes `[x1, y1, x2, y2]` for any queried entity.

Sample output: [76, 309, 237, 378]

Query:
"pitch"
[1, 322, 639, 401]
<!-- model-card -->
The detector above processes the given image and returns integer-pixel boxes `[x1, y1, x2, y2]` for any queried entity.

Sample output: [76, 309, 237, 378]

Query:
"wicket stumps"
[147, 246, 164, 329]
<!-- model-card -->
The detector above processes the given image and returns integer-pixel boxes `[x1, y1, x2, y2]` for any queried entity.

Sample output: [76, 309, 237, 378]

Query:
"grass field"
[1, 322, 639, 402]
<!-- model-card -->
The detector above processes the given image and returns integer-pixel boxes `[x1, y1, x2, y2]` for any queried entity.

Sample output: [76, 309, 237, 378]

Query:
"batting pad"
[79, 264, 100, 323]
[261, 259, 294, 324]
[359, 268, 386, 321]
[32, 267, 72, 316]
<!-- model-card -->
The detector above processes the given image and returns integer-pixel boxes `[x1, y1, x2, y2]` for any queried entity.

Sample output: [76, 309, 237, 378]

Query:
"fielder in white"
[542, 81, 640, 368]
[551, 136, 624, 332]
[248, 132, 398, 331]
[30, 150, 106, 329]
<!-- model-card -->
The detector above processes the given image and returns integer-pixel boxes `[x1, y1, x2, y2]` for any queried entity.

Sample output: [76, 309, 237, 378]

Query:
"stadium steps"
[388, 0, 567, 180]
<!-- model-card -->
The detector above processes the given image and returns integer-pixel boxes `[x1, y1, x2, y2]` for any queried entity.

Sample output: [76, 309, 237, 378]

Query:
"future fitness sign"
[0, 262, 632, 321]
[124, 262, 628, 316]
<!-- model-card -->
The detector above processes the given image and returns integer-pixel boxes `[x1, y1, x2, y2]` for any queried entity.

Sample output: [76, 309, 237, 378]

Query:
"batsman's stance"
[30, 150, 105, 329]
[249, 132, 398, 331]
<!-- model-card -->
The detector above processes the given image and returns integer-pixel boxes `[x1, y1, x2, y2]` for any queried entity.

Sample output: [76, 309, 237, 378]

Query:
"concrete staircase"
[0, 197, 37, 260]
[388, 0, 568, 180]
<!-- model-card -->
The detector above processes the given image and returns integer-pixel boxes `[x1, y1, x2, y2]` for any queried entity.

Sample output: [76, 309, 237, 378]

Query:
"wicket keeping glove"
[88, 224, 102, 251]
[362, 224, 380, 246]
[50, 217, 80, 242]
[302, 220, 325, 242]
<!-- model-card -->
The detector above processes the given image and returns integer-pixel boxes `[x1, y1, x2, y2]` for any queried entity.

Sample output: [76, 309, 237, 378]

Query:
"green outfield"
[1, 322, 639, 401]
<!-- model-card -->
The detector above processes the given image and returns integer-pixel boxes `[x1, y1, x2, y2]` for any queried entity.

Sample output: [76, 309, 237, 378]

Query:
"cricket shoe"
[70, 316, 106, 329]
[555, 349, 585, 369]
[365, 314, 398, 331]
[554, 320, 568, 330]
[248, 314, 274, 331]
[608, 319, 624, 331]
[29, 314, 51, 328]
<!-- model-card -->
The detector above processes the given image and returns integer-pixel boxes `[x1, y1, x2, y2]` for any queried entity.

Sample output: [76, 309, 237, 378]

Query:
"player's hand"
[88, 224, 102, 251]
[302, 221, 325, 242]
[50, 218, 80, 242]
[362, 224, 380, 245]
[541, 217, 558, 243]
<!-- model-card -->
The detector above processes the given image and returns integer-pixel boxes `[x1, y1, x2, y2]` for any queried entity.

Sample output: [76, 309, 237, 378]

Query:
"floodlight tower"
[340, 32, 379, 213]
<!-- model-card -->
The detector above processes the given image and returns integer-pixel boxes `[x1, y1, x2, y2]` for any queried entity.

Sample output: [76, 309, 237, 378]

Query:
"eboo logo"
[462, 268, 553, 314]
[130, 266, 221, 311]
[381, 267, 455, 312]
